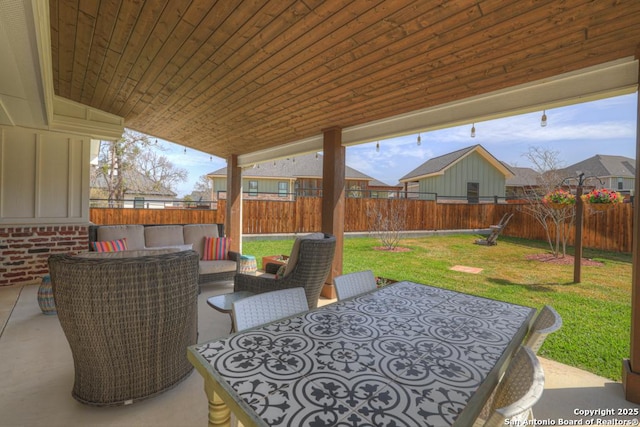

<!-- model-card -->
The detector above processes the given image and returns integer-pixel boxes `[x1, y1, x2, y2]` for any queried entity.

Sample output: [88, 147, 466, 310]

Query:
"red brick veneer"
[0, 225, 88, 286]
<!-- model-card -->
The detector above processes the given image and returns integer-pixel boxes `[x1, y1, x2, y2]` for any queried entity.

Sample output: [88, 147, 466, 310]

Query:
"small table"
[206, 291, 254, 333]
[261, 254, 289, 271]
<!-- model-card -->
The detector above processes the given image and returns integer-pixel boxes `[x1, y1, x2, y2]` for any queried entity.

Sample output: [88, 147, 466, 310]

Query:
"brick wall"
[0, 225, 89, 286]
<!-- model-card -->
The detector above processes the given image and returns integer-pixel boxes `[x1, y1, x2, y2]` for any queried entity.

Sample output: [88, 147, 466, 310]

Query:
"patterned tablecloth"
[188, 281, 535, 427]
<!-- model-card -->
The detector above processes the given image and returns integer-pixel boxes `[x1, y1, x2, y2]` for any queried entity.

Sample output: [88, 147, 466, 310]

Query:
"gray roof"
[400, 144, 513, 181]
[504, 165, 541, 187]
[560, 154, 635, 178]
[91, 168, 177, 197]
[208, 153, 375, 181]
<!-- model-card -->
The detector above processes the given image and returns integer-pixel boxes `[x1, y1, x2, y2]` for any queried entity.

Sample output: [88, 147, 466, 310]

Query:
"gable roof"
[399, 145, 513, 182]
[560, 154, 635, 178]
[208, 153, 375, 181]
[91, 168, 177, 197]
[504, 165, 541, 187]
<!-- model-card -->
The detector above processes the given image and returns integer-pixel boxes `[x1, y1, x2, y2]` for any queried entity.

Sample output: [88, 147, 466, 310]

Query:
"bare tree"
[92, 129, 187, 206]
[135, 149, 188, 193]
[520, 146, 574, 257]
[367, 200, 407, 250]
[193, 174, 214, 199]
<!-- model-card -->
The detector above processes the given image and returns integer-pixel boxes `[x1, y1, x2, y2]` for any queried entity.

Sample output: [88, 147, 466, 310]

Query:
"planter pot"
[547, 202, 574, 210]
[586, 203, 614, 212]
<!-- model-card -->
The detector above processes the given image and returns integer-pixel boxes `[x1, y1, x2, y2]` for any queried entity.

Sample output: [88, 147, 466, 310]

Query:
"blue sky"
[160, 93, 637, 197]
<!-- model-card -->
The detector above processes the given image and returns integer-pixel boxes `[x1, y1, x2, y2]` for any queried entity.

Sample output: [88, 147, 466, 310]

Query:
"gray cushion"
[284, 233, 325, 277]
[144, 225, 185, 248]
[199, 260, 237, 274]
[96, 225, 146, 250]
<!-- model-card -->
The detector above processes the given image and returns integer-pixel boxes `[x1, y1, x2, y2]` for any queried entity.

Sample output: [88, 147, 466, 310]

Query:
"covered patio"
[2, 0, 640, 418]
[0, 280, 635, 425]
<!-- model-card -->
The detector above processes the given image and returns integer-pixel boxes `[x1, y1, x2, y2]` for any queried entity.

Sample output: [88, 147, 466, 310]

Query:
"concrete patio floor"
[1, 281, 638, 427]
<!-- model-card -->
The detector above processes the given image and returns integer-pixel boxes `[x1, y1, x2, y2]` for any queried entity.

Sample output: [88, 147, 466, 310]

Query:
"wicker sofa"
[48, 250, 200, 406]
[88, 223, 239, 284]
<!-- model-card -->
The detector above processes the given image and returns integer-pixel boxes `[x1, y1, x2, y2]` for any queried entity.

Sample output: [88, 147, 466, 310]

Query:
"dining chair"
[476, 346, 545, 427]
[524, 305, 563, 354]
[232, 287, 309, 332]
[333, 270, 376, 300]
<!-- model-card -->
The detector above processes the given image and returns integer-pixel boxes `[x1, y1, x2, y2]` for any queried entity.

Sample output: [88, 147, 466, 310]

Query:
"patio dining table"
[187, 281, 536, 426]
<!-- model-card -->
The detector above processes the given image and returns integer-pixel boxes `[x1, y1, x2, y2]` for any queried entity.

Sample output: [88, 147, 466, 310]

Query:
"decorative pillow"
[275, 264, 287, 280]
[91, 238, 128, 252]
[202, 237, 230, 260]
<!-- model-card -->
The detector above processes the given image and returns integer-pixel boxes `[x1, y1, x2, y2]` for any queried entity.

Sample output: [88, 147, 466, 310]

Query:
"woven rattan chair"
[232, 287, 309, 331]
[334, 270, 376, 300]
[524, 305, 563, 353]
[48, 250, 200, 406]
[234, 233, 336, 309]
[477, 347, 545, 427]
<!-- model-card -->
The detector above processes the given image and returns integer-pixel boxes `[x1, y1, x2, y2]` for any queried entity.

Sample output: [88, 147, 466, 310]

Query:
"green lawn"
[243, 234, 633, 381]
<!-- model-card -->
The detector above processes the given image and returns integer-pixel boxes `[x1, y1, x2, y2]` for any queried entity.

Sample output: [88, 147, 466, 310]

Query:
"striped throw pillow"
[202, 237, 230, 260]
[92, 238, 128, 252]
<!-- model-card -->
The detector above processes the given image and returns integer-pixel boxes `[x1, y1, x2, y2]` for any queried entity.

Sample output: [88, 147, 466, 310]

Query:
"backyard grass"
[243, 234, 633, 381]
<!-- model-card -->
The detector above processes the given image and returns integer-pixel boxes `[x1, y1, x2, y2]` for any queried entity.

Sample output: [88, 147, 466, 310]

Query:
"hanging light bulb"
[183, 147, 187, 154]
[470, 123, 476, 138]
[376, 141, 380, 152]
[209, 156, 212, 162]
[155, 139, 158, 144]
[540, 110, 547, 127]
[417, 133, 422, 146]
[315, 152, 319, 159]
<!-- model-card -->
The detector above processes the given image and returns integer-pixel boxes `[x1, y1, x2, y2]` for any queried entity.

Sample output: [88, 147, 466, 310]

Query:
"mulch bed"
[525, 253, 603, 266]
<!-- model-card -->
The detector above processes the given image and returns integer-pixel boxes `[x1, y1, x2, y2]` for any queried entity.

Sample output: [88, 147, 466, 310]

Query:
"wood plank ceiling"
[50, 0, 640, 159]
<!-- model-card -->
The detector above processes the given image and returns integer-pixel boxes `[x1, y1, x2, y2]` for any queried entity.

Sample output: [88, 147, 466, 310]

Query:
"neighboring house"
[90, 168, 177, 209]
[559, 154, 635, 194]
[399, 145, 514, 203]
[504, 165, 542, 198]
[208, 153, 396, 200]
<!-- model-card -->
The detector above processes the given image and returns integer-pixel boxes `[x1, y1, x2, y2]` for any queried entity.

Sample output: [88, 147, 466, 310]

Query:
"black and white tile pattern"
[192, 281, 535, 426]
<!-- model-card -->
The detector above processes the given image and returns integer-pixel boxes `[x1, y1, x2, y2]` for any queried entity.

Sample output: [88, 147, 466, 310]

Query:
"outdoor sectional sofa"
[88, 223, 239, 284]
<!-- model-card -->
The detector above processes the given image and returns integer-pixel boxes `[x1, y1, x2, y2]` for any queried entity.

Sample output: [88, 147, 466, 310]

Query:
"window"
[618, 178, 624, 190]
[278, 182, 288, 197]
[249, 181, 258, 196]
[467, 182, 479, 204]
[133, 197, 145, 209]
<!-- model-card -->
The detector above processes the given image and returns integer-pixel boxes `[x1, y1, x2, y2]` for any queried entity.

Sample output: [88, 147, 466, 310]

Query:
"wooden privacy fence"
[90, 198, 635, 253]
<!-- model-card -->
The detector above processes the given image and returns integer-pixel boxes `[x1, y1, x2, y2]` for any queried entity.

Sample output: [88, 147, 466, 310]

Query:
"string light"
[541, 110, 548, 127]
[376, 141, 380, 152]
[183, 146, 187, 154]
[470, 123, 476, 138]
[209, 156, 212, 161]
[417, 133, 421, 146]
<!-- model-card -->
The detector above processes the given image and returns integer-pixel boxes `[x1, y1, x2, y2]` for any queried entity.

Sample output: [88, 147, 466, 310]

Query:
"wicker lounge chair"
[48, 250, 200, 406]
[232, 288, 309, 331]
[334, 270, 376, 300]
[476, 347, 545, 426]
[234, 233, 336, 309]
[525, 305, 563, 353]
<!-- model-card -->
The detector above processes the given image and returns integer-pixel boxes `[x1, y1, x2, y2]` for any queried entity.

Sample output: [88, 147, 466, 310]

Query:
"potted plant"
[581, 188, 623, 211]
[542, 189, 576, 210]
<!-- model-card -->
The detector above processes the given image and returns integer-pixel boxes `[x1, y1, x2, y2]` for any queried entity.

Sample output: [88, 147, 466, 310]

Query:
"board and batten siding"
[212, 177, 293, 196]
[418, 151, 506, 200]
[0, 126, 90, 223]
